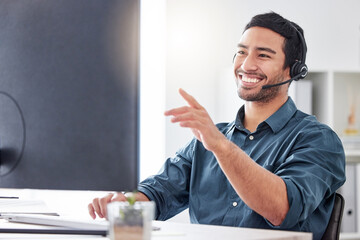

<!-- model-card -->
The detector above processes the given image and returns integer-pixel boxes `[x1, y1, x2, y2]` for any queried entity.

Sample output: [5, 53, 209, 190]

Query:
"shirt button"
[232, 202, 238, 207]
[249, 135, 254, 140]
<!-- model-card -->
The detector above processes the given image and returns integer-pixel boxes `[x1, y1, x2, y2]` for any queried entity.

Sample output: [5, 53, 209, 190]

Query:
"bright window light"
[139, 0, 166, 181]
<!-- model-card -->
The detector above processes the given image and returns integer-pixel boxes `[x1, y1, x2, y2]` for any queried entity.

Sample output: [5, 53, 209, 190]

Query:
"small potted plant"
[108, 192, 154, 240]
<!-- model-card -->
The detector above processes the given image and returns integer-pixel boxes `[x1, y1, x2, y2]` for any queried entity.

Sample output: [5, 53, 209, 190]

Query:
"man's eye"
[259, 54, 270, 58]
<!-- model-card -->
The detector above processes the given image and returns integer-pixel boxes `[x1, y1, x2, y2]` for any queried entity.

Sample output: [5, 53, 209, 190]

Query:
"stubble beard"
[237, 74, 284, 104]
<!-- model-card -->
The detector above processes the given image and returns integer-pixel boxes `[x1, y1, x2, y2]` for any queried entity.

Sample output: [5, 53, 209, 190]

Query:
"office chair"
[321, 193, 345, 240]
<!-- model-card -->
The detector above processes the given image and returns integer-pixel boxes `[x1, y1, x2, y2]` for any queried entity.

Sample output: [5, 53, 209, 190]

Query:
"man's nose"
[241, 54, 258, 72]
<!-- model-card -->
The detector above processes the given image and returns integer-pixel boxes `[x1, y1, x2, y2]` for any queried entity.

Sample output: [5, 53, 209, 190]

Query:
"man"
[89, 12, 345, 239]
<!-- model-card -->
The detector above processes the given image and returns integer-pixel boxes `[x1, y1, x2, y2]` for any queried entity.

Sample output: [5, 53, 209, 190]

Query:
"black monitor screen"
[0, 0, 139, 191]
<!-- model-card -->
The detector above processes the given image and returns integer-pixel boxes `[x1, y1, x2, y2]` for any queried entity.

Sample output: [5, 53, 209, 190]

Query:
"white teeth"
[242, 76, 260, 83]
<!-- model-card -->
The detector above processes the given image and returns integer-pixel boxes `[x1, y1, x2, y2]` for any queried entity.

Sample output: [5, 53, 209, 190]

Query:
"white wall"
[140, 0, 360, 179]
[164, 0, 243, 157]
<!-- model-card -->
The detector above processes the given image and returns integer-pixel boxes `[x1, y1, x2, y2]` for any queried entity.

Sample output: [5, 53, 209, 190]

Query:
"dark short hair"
[244, 12, 306, 70]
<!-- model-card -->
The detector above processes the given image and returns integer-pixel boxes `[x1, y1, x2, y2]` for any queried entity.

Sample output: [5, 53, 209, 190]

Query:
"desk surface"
[0, 189, 312, 240]
[0, 220, 312, 240]
[152, 221, 312, 240]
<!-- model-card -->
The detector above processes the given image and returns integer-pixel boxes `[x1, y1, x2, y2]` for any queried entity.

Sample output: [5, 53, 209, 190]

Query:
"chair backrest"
[321, 193, 345, 240]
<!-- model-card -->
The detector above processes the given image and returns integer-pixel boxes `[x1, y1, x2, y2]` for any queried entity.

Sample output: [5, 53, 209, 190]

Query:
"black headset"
[289, 25, 308, 81]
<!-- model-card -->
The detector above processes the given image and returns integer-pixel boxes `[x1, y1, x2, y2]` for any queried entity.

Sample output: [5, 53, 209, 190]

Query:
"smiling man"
[89, 12, 345, 240]
[236, 27, 287, 104]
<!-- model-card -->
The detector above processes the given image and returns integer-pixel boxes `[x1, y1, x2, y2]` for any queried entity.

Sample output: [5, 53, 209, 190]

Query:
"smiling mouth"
[242, 76, 261, 83]
[237, 71, 266, 85]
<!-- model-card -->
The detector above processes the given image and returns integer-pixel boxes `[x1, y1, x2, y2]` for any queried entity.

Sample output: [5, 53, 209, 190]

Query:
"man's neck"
[243, 95, 288, 133]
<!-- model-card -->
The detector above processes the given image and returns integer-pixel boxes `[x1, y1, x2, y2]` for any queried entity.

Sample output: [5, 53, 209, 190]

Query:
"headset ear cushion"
[290, 61, 308, 80]
[290, 61, 301, 78]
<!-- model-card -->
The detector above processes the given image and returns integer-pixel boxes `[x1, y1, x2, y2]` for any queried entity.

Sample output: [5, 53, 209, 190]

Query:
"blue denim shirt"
[138, 97, 346, 240]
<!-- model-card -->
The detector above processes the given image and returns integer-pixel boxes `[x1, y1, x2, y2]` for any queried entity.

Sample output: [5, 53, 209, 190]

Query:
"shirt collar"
[234, 97, 298, 133]
[234, 105, 246, 130]
[265, 97, 298, 133]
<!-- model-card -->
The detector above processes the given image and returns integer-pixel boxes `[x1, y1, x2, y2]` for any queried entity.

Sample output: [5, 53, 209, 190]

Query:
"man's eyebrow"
[237, 43, 248, 49]
[237, 44, 277, 55]
[257, 47, 276, 54]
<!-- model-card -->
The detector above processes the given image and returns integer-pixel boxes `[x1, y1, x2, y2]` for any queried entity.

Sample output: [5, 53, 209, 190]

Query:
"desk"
[0, 220, 312, 240]
[152, 221, 312, 240]
[0, 189, 312, 240]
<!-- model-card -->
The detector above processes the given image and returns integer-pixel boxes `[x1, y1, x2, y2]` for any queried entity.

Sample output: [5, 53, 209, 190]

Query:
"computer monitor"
[0, 0, 139, 191]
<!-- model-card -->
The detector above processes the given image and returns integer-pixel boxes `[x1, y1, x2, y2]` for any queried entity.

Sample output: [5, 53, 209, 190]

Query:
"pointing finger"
[178, 88, 203, 109]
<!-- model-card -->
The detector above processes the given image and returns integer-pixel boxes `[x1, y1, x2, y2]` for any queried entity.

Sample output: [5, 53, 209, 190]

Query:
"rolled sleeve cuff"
[265, 177, 303, 229]
[137, 184, 160, 219]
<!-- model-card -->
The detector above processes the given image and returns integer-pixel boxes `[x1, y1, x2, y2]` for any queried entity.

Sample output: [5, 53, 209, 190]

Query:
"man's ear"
[284, 66, 291, 80]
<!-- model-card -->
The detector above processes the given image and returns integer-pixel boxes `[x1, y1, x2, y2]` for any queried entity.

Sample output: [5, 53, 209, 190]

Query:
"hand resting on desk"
[88, 192, 149, 219]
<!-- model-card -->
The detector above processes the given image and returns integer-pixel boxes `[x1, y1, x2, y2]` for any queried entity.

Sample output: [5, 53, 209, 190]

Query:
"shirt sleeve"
[271, 125, 346, 229]
[137, 138, 196, 220]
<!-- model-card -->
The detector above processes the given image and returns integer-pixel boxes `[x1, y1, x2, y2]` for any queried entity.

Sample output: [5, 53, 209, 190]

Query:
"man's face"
[233, 26, 290, 103]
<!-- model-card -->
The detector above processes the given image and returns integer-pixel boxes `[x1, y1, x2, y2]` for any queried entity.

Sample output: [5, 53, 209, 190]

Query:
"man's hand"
[164, 88, 226, 152]
[88, 192, 149, 219]
[88, 193, 126, 219]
